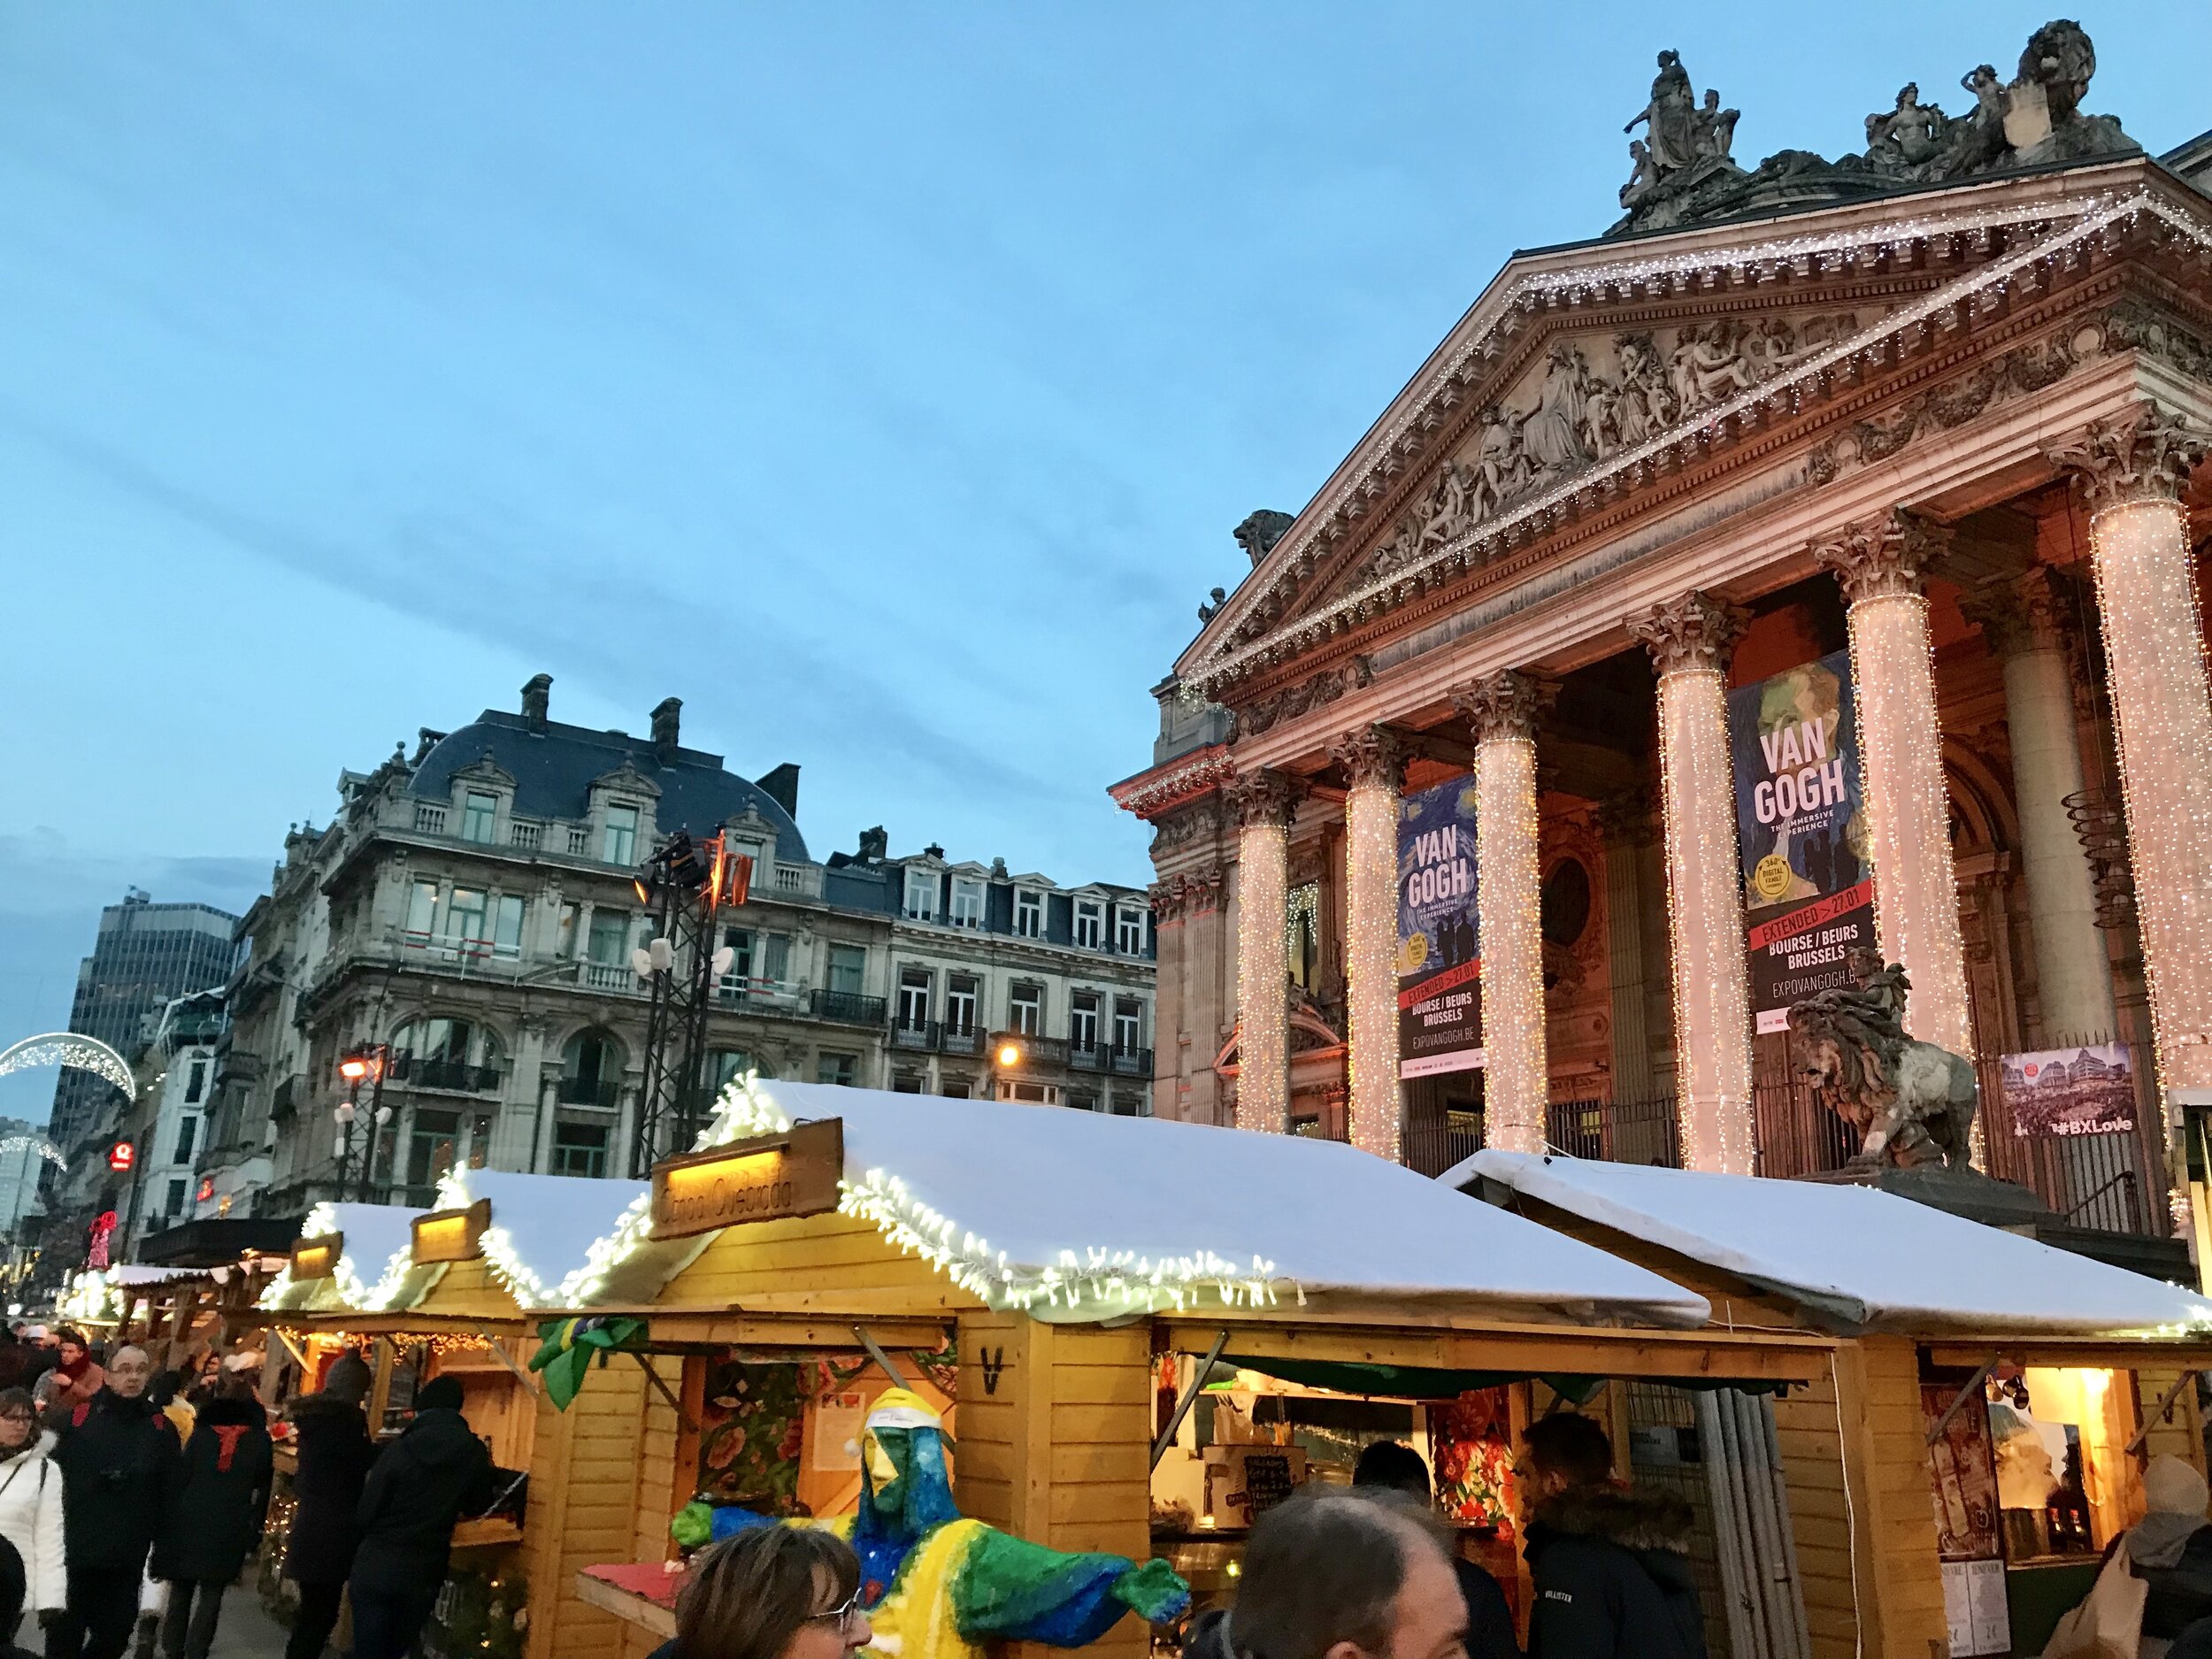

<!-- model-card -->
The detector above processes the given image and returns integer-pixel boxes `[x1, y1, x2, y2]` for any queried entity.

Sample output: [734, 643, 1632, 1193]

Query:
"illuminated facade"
[1113, 67, 2212, 1248]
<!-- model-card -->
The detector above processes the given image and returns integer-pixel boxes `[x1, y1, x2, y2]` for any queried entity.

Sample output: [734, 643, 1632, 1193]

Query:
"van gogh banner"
[1729, 649, 1876, 1033]
[1398, 777, 1484, 1079]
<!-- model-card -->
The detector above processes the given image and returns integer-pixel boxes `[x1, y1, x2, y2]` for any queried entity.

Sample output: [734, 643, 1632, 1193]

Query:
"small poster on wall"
[1999, 1044, 2138, 1137]
[1396, 778, 1485, 1079]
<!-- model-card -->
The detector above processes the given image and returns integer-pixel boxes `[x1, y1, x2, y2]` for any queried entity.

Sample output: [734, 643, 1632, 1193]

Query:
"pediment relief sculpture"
[1361, 311, 1864, 586]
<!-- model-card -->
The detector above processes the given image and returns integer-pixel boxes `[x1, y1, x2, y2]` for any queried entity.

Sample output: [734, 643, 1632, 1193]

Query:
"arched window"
[559, 1029, 626, 1108]
[391, 1018, 504, 1093]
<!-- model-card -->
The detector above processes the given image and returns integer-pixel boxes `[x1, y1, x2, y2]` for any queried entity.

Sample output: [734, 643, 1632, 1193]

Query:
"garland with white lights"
[433, 1169, 657, 1309]
[697, 1076, 1300, 1316]
[256, 1202, 417, 1313]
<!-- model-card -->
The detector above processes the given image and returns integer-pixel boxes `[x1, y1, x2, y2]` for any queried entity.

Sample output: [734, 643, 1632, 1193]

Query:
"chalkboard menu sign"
[1240, 1453, 1296, 1517]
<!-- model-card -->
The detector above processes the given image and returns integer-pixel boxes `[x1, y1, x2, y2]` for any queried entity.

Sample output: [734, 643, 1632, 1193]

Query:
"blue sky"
[1, 4, 2204, 1123]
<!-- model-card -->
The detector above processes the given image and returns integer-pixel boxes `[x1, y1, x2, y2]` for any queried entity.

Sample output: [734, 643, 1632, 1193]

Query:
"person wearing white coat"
[0, 1387, 65, 1638]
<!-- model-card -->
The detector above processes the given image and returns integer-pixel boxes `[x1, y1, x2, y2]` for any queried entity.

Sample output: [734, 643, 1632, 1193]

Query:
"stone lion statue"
[1233, 510, 1294, 566]
[1788, 951, 1978, 1169]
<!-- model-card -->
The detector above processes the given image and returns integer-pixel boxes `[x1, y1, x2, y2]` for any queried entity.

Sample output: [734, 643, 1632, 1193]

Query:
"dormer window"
[1073, 898, 1105, 950]
[949, 877, 984, 930]
[1014, 889, 1043, 938]
[903, 871, 938, 921]
[461, 792, 498, 844]
[1114, 906, 1147, 955]
[603, 803, 640, 866]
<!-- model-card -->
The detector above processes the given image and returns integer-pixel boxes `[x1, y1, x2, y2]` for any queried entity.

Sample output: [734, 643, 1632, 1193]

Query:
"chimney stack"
[520, 674, 552, 733]
[650, 696, 683, 758]
[858, 826, 888, 863]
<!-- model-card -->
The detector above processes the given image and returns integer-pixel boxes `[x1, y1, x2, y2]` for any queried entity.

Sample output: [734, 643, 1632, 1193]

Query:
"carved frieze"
[1231, 657, 1373, 741]
[1148, 802, 1223, 857]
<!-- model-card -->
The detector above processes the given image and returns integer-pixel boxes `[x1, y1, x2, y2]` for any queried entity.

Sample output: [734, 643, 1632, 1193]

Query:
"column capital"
[1150, 864, 1225, 922]
[1329, 724, 1409, 789]
[1225, 769, 1302, 829]
[1451, 671, 1556, 745]
[1594, 784, 1662, 844]
[2047, 403, 2211, 514]
[1958, 566, 2070, 660]
[1629, 590, 1748, 678]
[1811, 508, 1951, 604]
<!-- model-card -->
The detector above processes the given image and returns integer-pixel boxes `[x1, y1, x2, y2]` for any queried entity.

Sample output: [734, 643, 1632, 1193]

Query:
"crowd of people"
[0, 1324, 493, 1659]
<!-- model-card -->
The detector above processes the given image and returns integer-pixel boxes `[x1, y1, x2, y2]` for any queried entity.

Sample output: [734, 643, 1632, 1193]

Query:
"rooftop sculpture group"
[1610, 19, 2136, 237]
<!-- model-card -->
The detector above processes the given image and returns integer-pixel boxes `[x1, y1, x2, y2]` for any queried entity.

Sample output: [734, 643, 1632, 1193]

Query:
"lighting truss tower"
[627, 832, 749, 1179]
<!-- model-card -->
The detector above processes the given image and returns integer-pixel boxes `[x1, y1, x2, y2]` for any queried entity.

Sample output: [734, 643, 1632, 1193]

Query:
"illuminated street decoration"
[0, 1033, 136, 1101]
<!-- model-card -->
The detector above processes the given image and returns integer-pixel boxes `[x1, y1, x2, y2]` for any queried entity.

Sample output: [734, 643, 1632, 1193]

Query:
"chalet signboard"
[411, 1198, 492, 1264]
[291, 1233, 341, 1281]
[651, 1118, 844, 1240]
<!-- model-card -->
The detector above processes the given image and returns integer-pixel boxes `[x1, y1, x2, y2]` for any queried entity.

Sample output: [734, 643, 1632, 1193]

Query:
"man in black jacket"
[1354, 1441, 1520, 1659]
[348, 1376, 494, 1659]
[280, 1355, 378, 1659]
[1517, 1413, 1708, 1659]
[45, 1346, 180, 1659]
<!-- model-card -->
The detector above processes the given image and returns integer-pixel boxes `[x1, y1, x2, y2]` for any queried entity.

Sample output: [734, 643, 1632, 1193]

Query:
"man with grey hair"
[45, 1344, 180, 1659]
[1186, 1489, 1468, 1659]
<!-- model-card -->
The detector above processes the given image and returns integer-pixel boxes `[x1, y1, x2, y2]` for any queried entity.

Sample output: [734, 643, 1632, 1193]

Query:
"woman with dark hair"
[0, 1388, 62, 1638]
[651, 1526, 873, 1659]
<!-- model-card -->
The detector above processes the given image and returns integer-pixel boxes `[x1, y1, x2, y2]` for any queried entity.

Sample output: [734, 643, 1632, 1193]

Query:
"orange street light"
[995, 1041, 1024, 1069]
[337, 1056, 372, 1083]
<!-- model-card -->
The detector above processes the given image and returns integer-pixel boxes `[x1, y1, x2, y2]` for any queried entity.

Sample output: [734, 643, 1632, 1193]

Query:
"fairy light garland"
[1459, 674, 1552, 1156]
[1632, 595, 1757, 1176]
[2052, 409, 2212, 1093]
[257, 1202, 415, 1313]
[1188, 187, 2212, 700]
[1333, 726, 1407, 1161]
[434, 1167, 657, 1307]
[1227, 772, 1300, 1133]
[695, 1075, 1297, 1316]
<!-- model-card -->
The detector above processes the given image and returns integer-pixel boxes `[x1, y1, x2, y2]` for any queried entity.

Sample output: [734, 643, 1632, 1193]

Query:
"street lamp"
[335, 1048, 396, 1203]
[995, 1041, 1024, 1070]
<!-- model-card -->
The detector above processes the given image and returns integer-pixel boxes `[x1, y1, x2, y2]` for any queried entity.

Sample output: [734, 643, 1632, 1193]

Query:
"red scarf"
[212, 1424, 251, 1472]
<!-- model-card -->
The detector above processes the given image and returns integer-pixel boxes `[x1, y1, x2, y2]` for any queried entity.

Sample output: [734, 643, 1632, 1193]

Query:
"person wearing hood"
[45, 1346, 179, 1659]
[0, 1389, 65, 1640]
[2110, 1455, 2212, 1658]
[348, 1374, 494, 1659]
[1515, 1413, 1708, 1659]
[280, 1352, 377, 1659]
[150, 1374, 271, 1659]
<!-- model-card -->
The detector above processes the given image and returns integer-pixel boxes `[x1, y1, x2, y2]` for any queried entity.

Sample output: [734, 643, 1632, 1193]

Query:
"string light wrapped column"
[1455, 672, 1555, 1156]
[1226, 771, 1301, 1133]
[2051, 407, 2212, 1089]
[1813, 511, 1978, 1070]
[1332, 725, 1409, 1161]
[1630, 592, 1757, 1176]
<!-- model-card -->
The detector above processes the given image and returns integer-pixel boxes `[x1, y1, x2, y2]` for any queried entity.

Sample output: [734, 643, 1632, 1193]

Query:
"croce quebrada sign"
[650, 1118, 844, 1239]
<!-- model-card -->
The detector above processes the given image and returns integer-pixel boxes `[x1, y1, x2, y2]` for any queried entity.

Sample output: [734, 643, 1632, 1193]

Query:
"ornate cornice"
[1181, 184, 2212, 701]
[1329, 725, 1410, 790]
[2047, 403, 2212, 514]
[1224, 770, 1303, 831]
[1109, 744, 1235, 821]
[1629, 589, 1748, 678]
[1229, 657, 1371, 741]
[1453, 672, 1557, 745]
[1811, 508, 1950, 603]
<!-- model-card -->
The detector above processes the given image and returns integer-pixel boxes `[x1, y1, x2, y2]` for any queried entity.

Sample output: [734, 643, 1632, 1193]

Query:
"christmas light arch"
[0, 1033, 135, 1102]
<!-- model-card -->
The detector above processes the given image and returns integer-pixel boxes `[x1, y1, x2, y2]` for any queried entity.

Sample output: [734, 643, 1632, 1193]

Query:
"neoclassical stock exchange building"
[1113, 23, 2212, 1257]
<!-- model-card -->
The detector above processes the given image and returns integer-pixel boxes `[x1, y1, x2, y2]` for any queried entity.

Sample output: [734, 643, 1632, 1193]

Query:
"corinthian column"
[1813, 511, 1978, 1067]
[2051, 406, 2212, 1087]
[1630, 592, 1757, 1176]
[1957, 572, 2116, 1041]
[1226, 771, 1301, 1133]
[1455, 672, 1555, 1156]
[1332, 726, 1409, 1160]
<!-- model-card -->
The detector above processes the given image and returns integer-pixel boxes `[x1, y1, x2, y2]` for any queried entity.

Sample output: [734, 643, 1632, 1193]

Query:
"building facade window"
[949, 878, 984, 929]
[1009, 983, 1042, 1036]
[406, 879, 438, 939]
[1113, 998, 1142, 1055]
[559, 1030, 623, 1106]
[406, 1109, 462, 1194]
[603, 803, 640, 866]
[1071, 992, 1100, 1052]
[826, 944, 867, 997]
[903, 871, 938, 921]
[395, 1018, 504, 1090]
[710, 1049, 755, 1089]
[726, 929, 791, 992]
[184, 1060, 206, 1104]
[1014, 889, 1043, 938]
[1073, 899, 1104, 949]
[444, 887, 489, 950]
[896, 968, 931, 1032]
[941, 1079, 971, 1099]
[552, 1121, 608, 1179]
[1115, 906, 1147, 956]
[818, 1052, 857, 1087]
[946, 974, 978, 1036]
[893, 1073, 925, 1094]
[173, 1116, 196, 1164]
[557, 902, 579, 957]
[166, 1178, 187, 1217]
[462, 792, 497, 844]
[587, 911, 631, 966]
[492, 894, 525, 958]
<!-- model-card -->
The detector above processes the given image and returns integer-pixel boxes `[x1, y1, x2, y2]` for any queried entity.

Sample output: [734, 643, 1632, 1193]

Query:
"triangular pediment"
[1176, 155, 2211, 703]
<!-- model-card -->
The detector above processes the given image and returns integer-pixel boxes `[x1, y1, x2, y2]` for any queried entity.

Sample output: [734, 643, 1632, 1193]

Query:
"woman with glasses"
[0, 1387, 64, 1640]
[653, 1526, 873, 1659]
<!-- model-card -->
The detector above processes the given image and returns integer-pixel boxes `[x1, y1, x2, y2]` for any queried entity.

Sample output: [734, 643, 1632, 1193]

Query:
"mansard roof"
[409, 710, 809, 864]
[1175, 154, 2212, 708]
